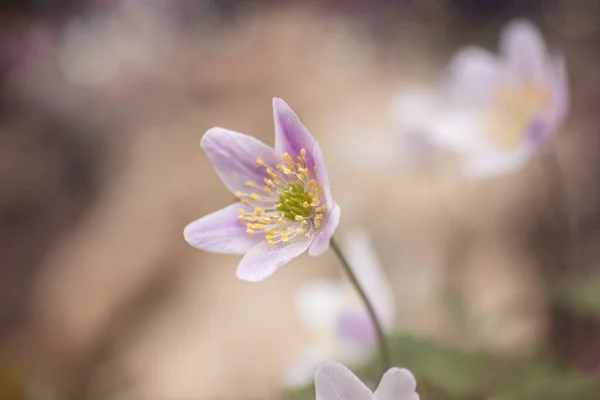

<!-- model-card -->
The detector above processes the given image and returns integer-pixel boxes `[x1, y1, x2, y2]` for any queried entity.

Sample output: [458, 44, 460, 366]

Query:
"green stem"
[330, 237, 392, 373]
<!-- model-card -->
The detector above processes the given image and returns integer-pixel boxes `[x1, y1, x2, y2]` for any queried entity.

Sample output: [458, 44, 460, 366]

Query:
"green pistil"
[276, 184, 313, 220]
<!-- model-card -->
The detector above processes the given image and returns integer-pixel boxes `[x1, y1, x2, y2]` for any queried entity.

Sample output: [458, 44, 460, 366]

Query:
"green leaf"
[559, 272, 600, 318]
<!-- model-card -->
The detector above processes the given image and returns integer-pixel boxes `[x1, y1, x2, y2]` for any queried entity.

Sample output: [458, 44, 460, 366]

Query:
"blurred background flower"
[0, 0, 599, 399]
[283, 229, 394, 388]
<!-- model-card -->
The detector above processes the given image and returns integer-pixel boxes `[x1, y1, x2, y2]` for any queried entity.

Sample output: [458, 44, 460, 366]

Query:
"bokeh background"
[1, 0, 600, 399]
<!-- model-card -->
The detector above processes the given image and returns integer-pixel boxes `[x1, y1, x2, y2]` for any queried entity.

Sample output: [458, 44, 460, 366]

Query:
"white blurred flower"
[436, 19, 568, 178]
[390, 19, 568, 179]
[314, 361, 419, 400]
[282, 229, 394, 388]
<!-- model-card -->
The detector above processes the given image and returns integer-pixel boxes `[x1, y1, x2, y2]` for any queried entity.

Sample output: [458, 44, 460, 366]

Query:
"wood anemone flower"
[184, 98, 340, 282]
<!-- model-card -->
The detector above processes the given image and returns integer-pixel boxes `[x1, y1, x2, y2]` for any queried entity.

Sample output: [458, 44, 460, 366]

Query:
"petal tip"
[200, 127, 222, 149]
[235, 262, 271, 283]
[314, 360, 346, 378]
[272, 96, 289, 109]
[182, 220, 199, 247]
[501, 18, 544, 47]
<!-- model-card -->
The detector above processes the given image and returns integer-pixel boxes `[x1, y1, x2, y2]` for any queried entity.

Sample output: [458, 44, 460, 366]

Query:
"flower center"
[276, 183, 314, 220]
[235, 149, 326, 246]
[487, 84, 551, 148]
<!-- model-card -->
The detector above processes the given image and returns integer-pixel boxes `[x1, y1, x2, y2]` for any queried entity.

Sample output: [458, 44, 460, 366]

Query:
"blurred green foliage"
[284, 334, 598, 400]
[559, 271, 600, 318]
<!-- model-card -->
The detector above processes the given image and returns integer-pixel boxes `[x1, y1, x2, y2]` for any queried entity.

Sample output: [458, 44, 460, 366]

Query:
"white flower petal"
[463, 146, 533, 179]
[183, 203, 259, 254]
[428, 110, 493, 155]
[314, 361, 373, 400]
[309, 202, 341, 257]
[200, 128, 281, 194]
[236, 239, 310, 282]
[273, 97, 316, 166]
[443, 46, 503, 107]
[500, 19, 549, 84]
[374, 368, 420, 400]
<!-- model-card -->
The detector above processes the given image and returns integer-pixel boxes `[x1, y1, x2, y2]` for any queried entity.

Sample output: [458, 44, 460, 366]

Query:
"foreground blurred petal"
[314, 362, 372, 400]
[500, 19, 548, 83]
[184, 203, 259, 254]
[337, 311, 375, 345]
[308, 202, 341, 257]
[464, 147, 532, 179]
[295, 280, 345, 333]
[343, 229, 395, 329]
[444, 47, 502, 107]
[201, 128, 280, 194]
[236, 240, 311, 282]
[429, 111, 492, 154]
[373, 368, 420, 400]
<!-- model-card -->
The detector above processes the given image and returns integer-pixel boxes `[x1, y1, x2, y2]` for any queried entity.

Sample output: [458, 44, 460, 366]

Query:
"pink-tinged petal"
[201, 128, 280, 194]
[343, 229, 395, 329]
[337, 311, 376, 346]
[236, 239, 310, 282]
[273, 97, 317, 168]
[183, 203, 260, 254]
[308, 202, 341, 257]
[373, 368, 419, 400]
[500, 19, 548, 83]
[314, 361, 373, 400]
[443, 46, 502, 107]
[312, 140, 333, 209]
[463, 147, 532, 179]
